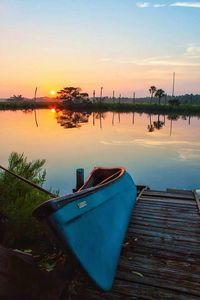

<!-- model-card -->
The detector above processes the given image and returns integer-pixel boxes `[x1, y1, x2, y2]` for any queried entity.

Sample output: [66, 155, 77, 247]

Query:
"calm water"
[1, 109, 200, 194]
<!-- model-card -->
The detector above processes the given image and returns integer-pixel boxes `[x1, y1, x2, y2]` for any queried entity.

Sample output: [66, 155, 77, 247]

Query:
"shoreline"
[0, 101, 200, 115]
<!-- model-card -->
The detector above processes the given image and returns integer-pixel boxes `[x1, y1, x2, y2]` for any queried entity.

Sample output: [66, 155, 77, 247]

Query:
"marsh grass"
[0, 101, 200, 115]
[0, 152, 54, 248]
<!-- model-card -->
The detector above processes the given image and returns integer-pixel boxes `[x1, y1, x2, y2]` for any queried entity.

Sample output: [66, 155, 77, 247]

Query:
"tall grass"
[0, 101, 200, 114]
[0, 152, 54, 248]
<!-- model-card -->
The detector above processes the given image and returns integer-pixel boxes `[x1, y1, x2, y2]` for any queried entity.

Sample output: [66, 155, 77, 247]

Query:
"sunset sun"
[50, 90, 56, 96]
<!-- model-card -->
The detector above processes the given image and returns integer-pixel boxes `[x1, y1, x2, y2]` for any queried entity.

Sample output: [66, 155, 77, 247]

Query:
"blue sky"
[0, 0, 200, 97]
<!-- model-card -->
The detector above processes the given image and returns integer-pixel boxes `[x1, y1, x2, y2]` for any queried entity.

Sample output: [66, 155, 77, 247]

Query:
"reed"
[0, 101, 200, 114]
[0, 152, 55, 248]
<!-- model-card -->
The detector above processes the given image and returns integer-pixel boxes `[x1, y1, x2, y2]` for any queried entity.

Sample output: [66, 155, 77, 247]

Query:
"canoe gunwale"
[33, 167, 125, 220]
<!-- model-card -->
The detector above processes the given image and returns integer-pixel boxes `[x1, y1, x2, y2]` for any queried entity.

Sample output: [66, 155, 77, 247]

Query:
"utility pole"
[132, 92, 135, 104]
[172, 72, 175, 97]
[100, 87, 103, 103]
[93, 90, 95, 103]
[112, 90, 115, 103]
[34, 87, 38, 101]
[119, 93, 121, 104]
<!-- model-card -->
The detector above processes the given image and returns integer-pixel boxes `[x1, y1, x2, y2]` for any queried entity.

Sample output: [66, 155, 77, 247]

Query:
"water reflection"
[54, 109, 199, 137]
[153, 115, 165, 131]
[167, 115, 180, 136]
[94, 112, 106, 129]
[111, 112, 121, 126]
[2, 109, 200, 193]
[56, 111, 107, 129]
[56, 110, 90, 129]
[21, 108, 39, 127]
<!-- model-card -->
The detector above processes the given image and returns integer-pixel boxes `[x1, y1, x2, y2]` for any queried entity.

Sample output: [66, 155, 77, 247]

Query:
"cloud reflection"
[177, 148, 200, 160]
[134, 139, 200, 147]
[101, 139, 200, 148]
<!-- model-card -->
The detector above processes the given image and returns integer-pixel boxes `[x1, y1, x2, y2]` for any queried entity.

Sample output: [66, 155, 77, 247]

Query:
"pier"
[69, 188, 200, 300]
[0, 187, 200, 299]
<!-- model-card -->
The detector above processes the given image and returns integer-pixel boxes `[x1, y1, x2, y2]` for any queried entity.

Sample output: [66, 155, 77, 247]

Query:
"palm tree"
[9, 94, 24, 101]
[147, 113, 155, 132]
[153, 115, 165, 130]
[149, 86, 157, 104]
[155, 89, 165, 105]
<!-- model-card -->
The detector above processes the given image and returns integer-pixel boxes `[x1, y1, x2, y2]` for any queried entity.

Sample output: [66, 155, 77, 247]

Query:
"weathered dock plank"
[143, 190, 195, 200]
[69, 189, 200, 300]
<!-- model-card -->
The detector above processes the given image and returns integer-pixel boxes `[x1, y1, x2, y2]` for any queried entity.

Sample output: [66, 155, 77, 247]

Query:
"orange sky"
[1, 0, 200, 98]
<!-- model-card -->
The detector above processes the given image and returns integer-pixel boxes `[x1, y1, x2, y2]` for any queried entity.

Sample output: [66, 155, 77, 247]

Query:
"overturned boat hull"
[33, 167, 137, 291]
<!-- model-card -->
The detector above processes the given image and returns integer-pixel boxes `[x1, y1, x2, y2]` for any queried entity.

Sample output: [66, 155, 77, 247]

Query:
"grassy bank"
[0, 101, 200, 115]
[70, 102, 200, 115]
[0, 101, 52, 110]
[0, 152, 53, 248]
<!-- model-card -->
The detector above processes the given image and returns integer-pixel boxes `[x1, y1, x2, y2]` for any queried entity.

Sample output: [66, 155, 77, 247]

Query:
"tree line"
[7, 86, 200, 106]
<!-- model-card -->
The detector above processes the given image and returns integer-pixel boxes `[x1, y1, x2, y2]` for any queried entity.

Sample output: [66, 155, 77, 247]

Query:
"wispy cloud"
[136, 2, 150, 8]
[170, 2, 200, 8]
[119, 56, 200, 67]
[137, 59, 200, 67]
[100, 58, 112, 62]
[185, 44, 200, 58]
[136, 1, 200, 8]
[154, 4, 167, 7]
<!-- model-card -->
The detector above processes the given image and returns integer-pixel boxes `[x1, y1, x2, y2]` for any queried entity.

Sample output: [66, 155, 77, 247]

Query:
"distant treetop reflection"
[54, 110, 198, 136]
[57, 110, 90, 129]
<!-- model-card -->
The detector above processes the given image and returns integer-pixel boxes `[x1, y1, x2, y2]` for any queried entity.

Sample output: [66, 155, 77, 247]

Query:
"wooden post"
[132, 92, 135, 104]
[193, 190, 200, 215]
[118, 112, 121, 123]
[76, 168, 84, 191]
[93, 112, 95, 126]
[34, 87, 38, 127]
[112, 90, 115, 103]
[119, 93, 121, 104]
[93, 90, 95, 103]
[100, 87, 103, 103]
[132, 112, 135, 125]
[112, 112, 115, 125]
[34, 87, 38, 101]
[170, 119, 173, 136]
[100, 113, 102, 129]
[172, 72, 175, 97]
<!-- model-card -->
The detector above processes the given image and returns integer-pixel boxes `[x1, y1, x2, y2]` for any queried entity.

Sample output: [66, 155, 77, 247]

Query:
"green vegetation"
[168, 98, 180, 106]
[57, 86, 89, 103]
[9, 94, 24, 101]
[149, 86, 157, 104]
[0, 152, 53, 248]
[66, 102, 200, 115]
[0, 101, 51, 110]
[0, 100, 200, 114]
[155, 89, 166, 105]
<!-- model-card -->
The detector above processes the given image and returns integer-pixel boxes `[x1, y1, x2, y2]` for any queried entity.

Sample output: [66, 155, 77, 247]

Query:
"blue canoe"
[33, 167, 137, 291]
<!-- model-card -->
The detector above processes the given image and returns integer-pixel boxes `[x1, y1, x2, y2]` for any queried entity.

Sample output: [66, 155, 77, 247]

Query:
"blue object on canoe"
[33, 167, 137, 291]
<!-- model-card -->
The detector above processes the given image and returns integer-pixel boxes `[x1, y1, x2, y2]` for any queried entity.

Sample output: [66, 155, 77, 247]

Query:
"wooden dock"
[69, 188, 200, 300]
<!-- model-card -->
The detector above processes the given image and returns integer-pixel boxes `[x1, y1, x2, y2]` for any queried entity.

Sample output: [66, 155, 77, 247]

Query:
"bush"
[0, 152, 54, 248]
[168, 99, 180, 106]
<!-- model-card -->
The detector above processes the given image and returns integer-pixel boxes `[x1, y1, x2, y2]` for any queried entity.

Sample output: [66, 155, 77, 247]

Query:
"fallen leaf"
[131, 271, 144, 277]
